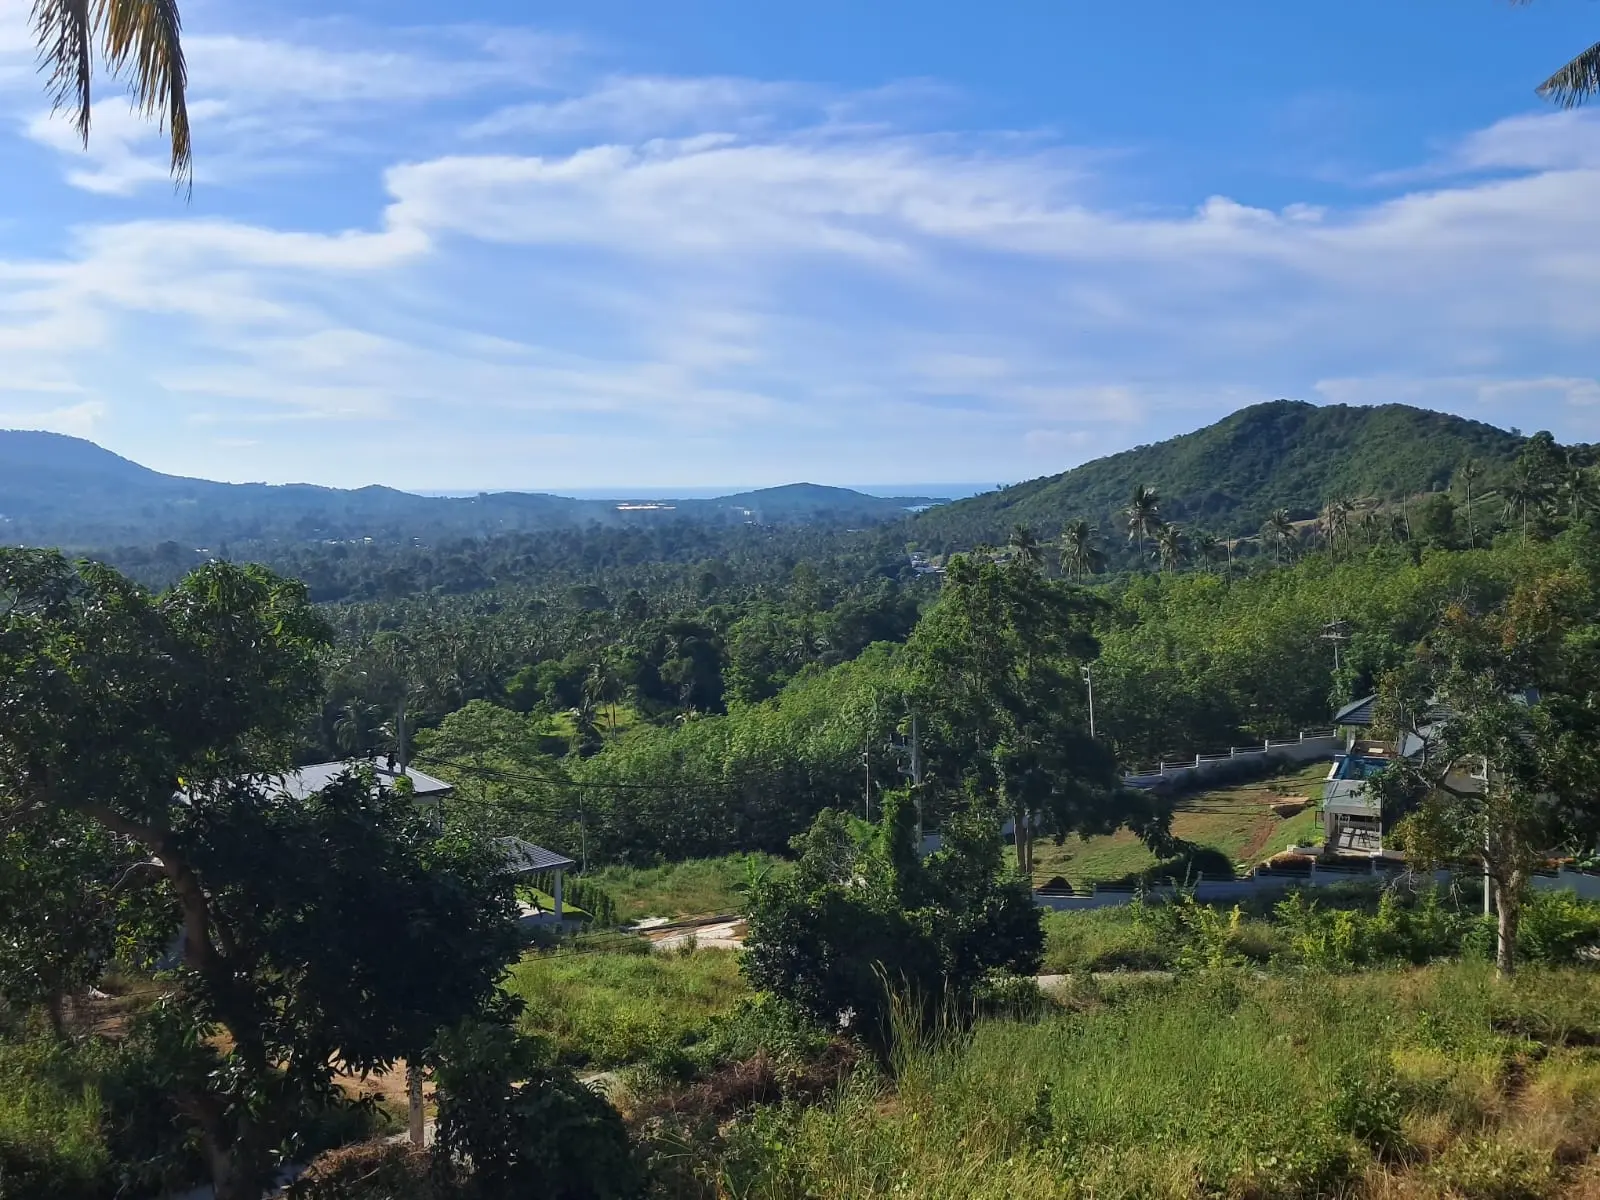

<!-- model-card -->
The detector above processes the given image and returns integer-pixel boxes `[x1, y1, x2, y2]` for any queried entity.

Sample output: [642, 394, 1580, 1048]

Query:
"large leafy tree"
[31, 0, 191, 182]
[0, 808, 162, 1036]
[0, 553, 522, 1200]
[741, 794, 1042, 1051]
[1375, 571, 1600, 977]
[907, 555, 1158, 874]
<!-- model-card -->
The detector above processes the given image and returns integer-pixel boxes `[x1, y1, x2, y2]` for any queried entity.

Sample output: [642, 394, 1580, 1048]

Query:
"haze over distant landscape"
[1, 0, 1599, 490]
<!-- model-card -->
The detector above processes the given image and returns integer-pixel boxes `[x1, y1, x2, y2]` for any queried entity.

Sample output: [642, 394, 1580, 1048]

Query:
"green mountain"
[912, 400, 1528, 548]
[0, 431, 933, 549]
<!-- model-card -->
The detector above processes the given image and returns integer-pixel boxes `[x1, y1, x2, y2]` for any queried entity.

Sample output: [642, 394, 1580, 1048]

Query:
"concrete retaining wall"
[1122, 730, 1339, 791]
[1035, 866, 1600, 911]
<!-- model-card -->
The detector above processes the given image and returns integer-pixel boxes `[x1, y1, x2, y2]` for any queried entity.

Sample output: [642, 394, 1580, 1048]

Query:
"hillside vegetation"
[913, 400, 1526, 547]
[0, 431, 933, 549]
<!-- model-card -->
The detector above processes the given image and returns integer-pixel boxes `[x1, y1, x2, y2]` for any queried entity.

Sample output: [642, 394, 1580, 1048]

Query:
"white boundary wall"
[1122, 730, 1340, 791]
[1035, 866, 1600, 911]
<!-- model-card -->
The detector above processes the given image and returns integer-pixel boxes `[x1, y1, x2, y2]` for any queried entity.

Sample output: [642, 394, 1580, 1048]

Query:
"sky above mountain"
[0, 0, 1597, 490]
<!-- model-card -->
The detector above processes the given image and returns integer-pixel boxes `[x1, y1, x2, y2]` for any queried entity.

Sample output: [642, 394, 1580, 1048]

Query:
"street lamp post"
[1082, 663, 1096, 739]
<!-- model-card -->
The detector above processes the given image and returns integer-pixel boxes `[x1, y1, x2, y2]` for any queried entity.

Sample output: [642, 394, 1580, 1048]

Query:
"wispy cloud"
[1, 14, 1599, 487]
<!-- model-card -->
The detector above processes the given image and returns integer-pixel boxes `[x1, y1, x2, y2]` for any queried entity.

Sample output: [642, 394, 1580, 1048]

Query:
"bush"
[1274, 887, 1476, 969]
[1518, 890, 1600, 964]
[741, 802, 1042, 1053]
[430, 1016, 640, 1200]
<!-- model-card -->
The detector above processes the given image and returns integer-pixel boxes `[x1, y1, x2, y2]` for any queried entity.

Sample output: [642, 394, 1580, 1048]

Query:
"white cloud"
[3, 22, 1600, 486]
[470, 75, 814, 140]
[0, 399, 106, 437]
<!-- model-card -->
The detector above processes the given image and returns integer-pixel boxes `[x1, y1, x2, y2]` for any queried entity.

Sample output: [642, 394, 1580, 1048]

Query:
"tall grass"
[0, 1037, 110, 1200]
[582, 854, 786, 922]
[505, 947, 748, 1067]
[706, 963, 1600, 1200]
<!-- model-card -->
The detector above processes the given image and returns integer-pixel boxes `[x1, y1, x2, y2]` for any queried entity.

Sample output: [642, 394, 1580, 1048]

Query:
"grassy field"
[701, 962, 1600, 1200]
[1031, 762, 1326, 888]
[504, 946, 749, 1067]
[581, 854, 788, 923]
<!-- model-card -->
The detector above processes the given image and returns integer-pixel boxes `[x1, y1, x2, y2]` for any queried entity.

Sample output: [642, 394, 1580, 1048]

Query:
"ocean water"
[412, 482, 1007, 501]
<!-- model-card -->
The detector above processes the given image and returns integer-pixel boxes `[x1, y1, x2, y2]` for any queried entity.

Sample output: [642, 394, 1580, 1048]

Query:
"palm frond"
[32, 0, 94, 145]
[29, 0, 190, 185]
[98, 0, 190, 184]
[1537, 39, 1600, 108]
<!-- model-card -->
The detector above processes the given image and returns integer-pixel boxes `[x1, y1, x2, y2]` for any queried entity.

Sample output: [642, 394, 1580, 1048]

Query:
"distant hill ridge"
[0, 431, 942, 548]
[911, 400, 1528, 548]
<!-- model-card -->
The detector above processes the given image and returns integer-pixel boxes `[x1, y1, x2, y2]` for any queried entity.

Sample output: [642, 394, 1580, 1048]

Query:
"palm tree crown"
[1008, 524, 1043, 570]
[1262, 508, 1297, 562]
[1059, 520, 1104, 582]
[1154, 522, 1187, 574]
[1124, 485, 1161, 563]
[31, 0, 191, 183]
[1502, 463, 1551, 540]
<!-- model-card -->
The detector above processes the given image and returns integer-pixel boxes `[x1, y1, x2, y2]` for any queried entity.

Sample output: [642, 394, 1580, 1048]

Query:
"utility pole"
[863, 736, 871, 822]
[1320, 619, 1351, 675]
[1081, 664, 1096, 739]
[910, 713, 923, 847]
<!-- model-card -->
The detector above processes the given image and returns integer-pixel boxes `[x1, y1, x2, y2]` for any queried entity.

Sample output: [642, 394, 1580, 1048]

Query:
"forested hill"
[0, 431, 938, 548]
[912, 400, 1527, 546]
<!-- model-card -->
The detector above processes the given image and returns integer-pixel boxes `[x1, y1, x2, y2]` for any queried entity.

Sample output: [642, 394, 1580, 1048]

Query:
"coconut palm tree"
[1558, 464, 1600, 522]
[29, 0, 191, 183]
[1358, 510, 1382, 548]
[1124, 484, 1162, 563]
[1190, 530, 1220, 574]
[1457, 459, 1483, 549]
[1261, 508, 1297, 564]
[1502, 463, 1550, 541]
[1319, 496, 1356, 558]
[1154, 522, 1187, 574]
[1058, 520, 1104, 582]
[333, 699, 383, 757]
[1008, 524, 1043, 570]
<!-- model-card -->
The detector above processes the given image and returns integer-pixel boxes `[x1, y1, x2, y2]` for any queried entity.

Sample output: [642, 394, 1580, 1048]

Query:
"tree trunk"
[1494, 881, 1520, 979]
[79, 803, 261, 1199]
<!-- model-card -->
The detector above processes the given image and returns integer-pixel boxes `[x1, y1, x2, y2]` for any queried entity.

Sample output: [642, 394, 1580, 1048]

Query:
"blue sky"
[1, 0, 1598, 490]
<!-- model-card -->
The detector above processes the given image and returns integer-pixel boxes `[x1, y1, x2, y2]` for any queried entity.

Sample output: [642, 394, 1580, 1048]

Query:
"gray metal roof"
[267, 760, 454, 801]
[1333, 695, 1378, 726]
[494, 836, 576, 874]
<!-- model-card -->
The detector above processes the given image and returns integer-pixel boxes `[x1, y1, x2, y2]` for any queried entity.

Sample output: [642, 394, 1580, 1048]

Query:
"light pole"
[1082, 663, 1096, 739]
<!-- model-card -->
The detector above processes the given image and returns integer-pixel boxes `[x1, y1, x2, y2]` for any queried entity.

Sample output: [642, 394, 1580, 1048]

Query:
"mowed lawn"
[1032, 762, 1326, 888]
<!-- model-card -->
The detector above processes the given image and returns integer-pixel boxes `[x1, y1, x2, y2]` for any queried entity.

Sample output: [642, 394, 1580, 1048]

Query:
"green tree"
[430, 1012, 640, 1200]
[1502, 462, 1550, 541]
[1261, 508, 1297, 563]
[741, 796, 1042, 1051]
[1124, 484, 1162, 563]
[0, 809, 160, 1037]
[1376, 573, 1600, 977]
[1154, 522, 1188, 574]
[906, 556, 1147, 874]
[1059, 519, 1105, 582]
[29, 0, 191, 182]
[1457, 458, 1483, 549]
[1008, 524, 1043, 570]
[0, 553, 523, 1200]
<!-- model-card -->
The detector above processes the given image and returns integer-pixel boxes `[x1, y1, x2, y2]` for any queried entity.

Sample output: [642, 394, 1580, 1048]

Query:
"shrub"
[430, 1015, 640, 1200]
[1274, 887, 1476, 970]
[1518, 890, 1600, 964]
[741, 801, 1041, 1053]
